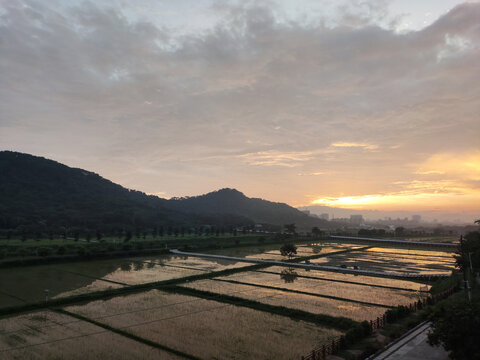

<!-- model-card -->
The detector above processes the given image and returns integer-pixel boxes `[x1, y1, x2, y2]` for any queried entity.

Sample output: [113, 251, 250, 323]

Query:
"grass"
[0, 234, 316, 264]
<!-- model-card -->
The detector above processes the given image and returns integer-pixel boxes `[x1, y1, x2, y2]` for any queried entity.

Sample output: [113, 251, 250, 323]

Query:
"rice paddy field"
[0, 265, 124, 306]
[0, 255, 252, 308]
[0, 240, 457, 359]
[204, 242, 362, 261]
[0, 310, 183, 360]
[65, 290, 343, 359]
[181, 278, 389, 322]
[316, 247, 456, 275]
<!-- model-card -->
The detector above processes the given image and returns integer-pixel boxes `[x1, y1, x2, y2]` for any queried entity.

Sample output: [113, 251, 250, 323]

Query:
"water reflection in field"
[216, 269, 423, 307]
[182, 279, 388, 322]
[0, 255, 250, 308]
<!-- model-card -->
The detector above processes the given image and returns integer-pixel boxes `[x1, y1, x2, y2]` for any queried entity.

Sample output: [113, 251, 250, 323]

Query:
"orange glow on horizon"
[309, 152, 480, 212]
[311, 192, 480, 211]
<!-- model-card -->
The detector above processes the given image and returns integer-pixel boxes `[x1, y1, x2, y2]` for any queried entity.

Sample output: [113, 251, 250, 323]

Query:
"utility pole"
[464, 279, 472, 302]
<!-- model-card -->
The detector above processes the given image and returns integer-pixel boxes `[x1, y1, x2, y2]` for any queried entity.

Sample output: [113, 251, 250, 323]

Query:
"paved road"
[169, 249, 449, 280]
[370, 322, 449, 360]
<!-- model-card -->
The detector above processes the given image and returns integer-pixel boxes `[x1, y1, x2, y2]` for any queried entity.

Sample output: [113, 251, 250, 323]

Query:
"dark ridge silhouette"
[168, 188, 326, 229]
[0, 151, 326, 231]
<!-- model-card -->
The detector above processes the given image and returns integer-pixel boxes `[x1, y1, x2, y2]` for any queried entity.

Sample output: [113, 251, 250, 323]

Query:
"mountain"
[168, 188, 327, 230]
[0, 151, 187, 231]
[0, 151, 325, 233]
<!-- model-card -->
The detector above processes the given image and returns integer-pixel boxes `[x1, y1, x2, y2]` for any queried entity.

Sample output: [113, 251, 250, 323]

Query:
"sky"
[1, 0, 479, 220]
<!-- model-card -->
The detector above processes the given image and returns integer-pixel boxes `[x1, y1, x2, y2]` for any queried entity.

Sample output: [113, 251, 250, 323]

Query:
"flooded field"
[318, 248, 455, 275]
[215, 269, 424, 306]
[0, 255, 251, 308]
[261, 266, 427, 291]
[0, 240, 455, 359]
[205, 242, 360, 261]
[0, 310, 182, 359]
[65, 290, 342, 359]
[0, 265, 123, 307]
[366, 247, 456, 259]
[182, 279, 388, 321]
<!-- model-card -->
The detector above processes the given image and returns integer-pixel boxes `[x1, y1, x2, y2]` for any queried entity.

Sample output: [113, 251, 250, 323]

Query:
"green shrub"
[386, 305, 411, 322]
[344, 321, 372, 345]
[77, 247, 86, 256]
[37, 247, 51, 257]
[57, 246, 66, 255]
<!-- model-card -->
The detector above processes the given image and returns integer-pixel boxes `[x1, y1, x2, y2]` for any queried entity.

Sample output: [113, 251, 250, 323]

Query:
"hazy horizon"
[1, 0, 479, 216]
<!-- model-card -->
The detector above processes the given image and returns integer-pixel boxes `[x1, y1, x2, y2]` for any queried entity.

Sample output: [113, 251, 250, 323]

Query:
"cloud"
[413, 152, 480, 180]
[297, 171, 328, 176]
[0, 0, 479, 211]
[331, 142, 379, 150]
[238, 150, 314, 167]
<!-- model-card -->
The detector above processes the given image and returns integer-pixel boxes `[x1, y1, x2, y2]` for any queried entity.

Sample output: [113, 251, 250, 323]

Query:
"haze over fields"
[1, 0, 479, 221]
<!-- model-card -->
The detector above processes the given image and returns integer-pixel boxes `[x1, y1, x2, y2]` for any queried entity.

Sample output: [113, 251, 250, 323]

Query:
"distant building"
[350, 215, 364, 225]
[320, 213, 329, 220]
[412, 215, 421, 223]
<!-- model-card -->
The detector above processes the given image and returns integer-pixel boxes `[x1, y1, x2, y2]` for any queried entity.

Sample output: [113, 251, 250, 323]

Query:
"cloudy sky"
[1, 0, 479, 218]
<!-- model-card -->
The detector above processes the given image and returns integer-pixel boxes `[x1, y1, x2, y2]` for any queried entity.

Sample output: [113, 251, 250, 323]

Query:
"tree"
[394, 226, 405, 237]
[455, 231, 480, 272]
[311, 227, 322, 238]
[280, 243, 297, 258]
[428, 300, 480, 360]
[284, 223, 296, 234]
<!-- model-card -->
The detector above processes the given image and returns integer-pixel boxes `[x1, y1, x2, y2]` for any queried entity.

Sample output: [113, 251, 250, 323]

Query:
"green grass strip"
[162, 285, 358, 331]
[212, 278, 393, 308]
[54, 308, 201, 360]
[255, 269, 418, 292]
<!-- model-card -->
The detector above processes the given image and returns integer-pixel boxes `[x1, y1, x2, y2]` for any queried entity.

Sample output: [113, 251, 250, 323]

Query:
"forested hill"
[167, 188, 327, 230]
[0, 151, 192, 230]
[0, 151, 325, 232]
